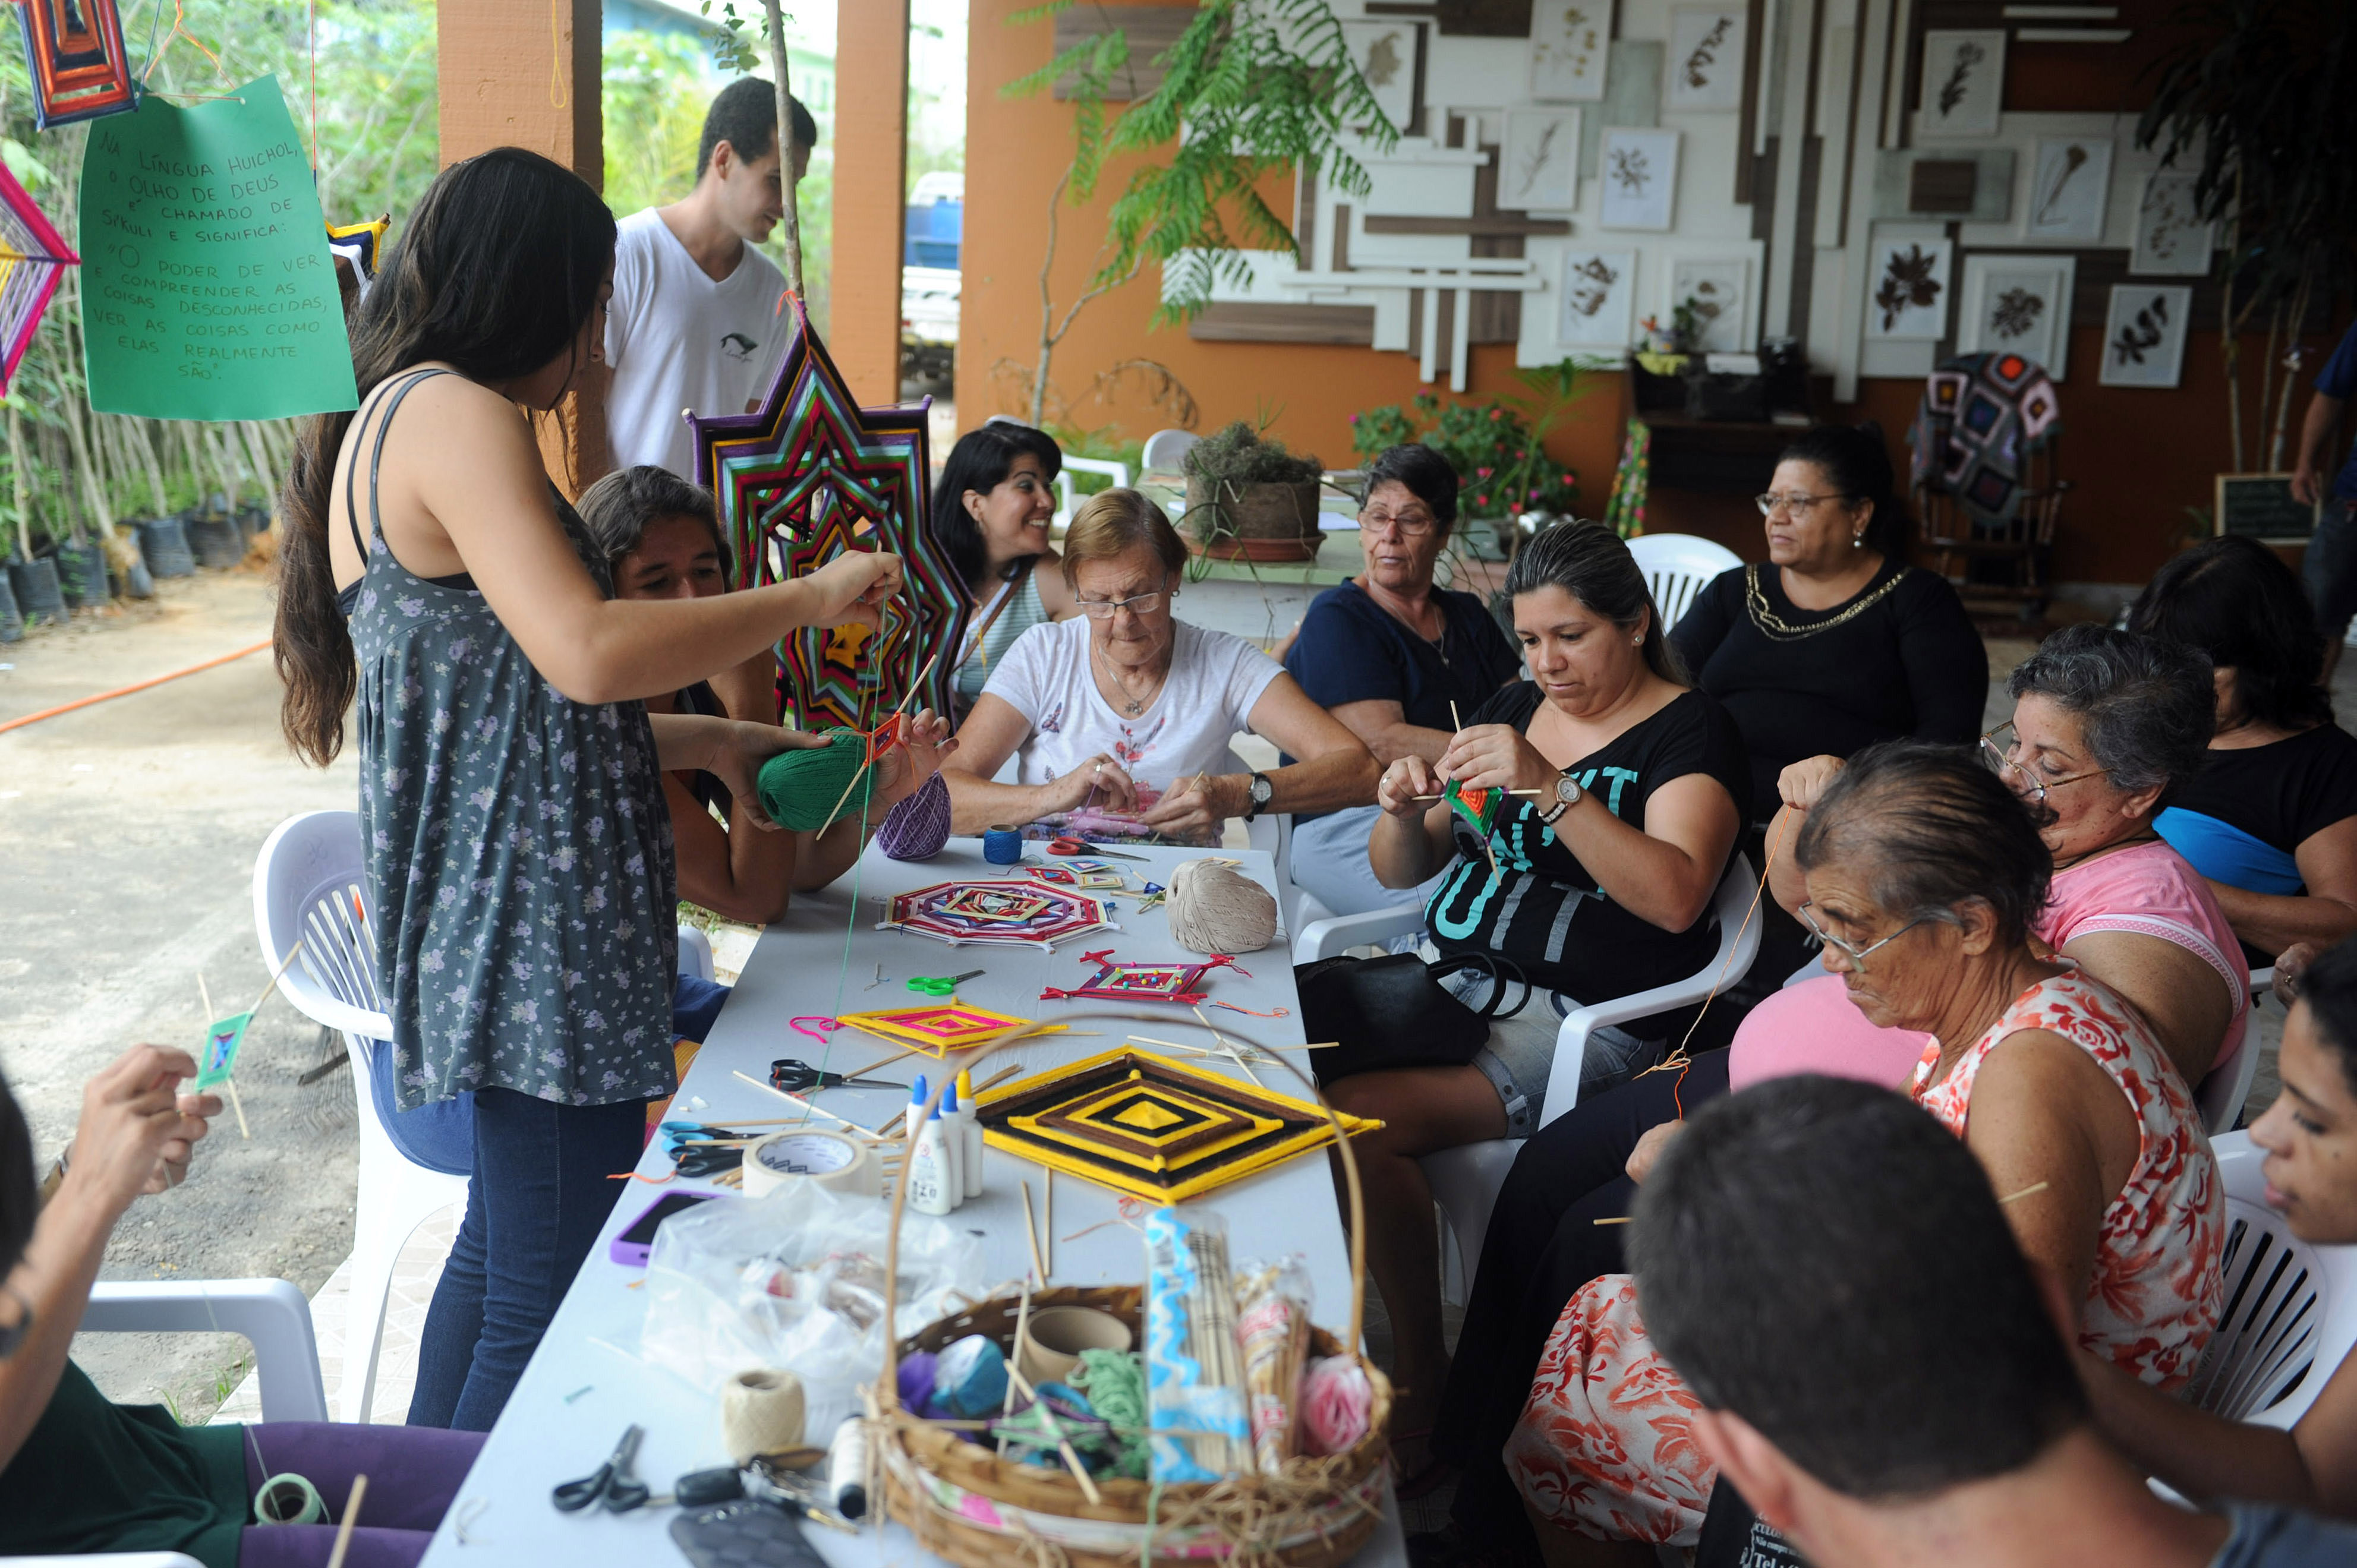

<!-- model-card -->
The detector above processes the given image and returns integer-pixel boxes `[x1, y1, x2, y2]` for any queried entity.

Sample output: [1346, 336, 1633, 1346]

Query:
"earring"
[1851, 533, 1864, 548]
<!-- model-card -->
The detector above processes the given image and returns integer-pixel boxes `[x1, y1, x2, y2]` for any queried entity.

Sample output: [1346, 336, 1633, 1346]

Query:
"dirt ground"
[0, 567, 360, 1420]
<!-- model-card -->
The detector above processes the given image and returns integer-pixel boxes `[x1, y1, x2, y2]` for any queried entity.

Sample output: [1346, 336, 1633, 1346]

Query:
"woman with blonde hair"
[943, 488, 1376, 845]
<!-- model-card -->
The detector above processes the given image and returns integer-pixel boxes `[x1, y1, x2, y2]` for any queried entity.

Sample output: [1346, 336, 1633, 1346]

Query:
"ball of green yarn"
[1068, 1348, 1151, 1480]
[756, 728, 872, 831]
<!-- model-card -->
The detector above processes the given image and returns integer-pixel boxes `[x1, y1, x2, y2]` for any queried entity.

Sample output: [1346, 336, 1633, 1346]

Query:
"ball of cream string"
[1166, 857, 1278, 955]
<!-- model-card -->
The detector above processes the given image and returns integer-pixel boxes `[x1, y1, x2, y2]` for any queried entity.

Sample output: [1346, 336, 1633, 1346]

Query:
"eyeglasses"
[1978, 723, 2104, 804]
[1361, 507, 1439, 538]
[1755, 492, 1852, 517]
[1797, 900, 1940, 975]
[1075, 590, 1164, 619]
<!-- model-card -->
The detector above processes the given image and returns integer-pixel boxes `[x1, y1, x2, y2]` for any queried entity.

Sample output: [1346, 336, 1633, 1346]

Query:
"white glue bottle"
[904, 1073, 929, 1143]
[938, 1082, 968, 1206]
[953, 1068, 984, 1197]
[909, 1103, 956, 1216]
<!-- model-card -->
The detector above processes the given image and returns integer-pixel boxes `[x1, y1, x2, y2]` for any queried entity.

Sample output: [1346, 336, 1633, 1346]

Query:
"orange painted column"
[831, 0, 912, 405]
[434, 0, 609, 495]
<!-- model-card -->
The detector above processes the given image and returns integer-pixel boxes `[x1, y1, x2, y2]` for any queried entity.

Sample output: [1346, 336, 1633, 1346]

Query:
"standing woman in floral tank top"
[272, 149, 906, 1431]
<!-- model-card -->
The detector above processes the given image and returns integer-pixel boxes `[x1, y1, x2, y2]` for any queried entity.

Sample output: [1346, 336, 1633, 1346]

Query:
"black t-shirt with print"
[1425, 682, 1752, 1002]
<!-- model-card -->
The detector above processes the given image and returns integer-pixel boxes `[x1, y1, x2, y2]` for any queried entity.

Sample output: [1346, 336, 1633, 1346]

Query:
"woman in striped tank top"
[937, 422, 1080, 718]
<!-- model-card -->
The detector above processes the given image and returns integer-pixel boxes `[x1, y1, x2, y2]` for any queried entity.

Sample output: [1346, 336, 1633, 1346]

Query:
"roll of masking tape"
[983, 824, 1024, 865]
[722, 1367, 808, 1465]
[743, 1128, 881, 1200]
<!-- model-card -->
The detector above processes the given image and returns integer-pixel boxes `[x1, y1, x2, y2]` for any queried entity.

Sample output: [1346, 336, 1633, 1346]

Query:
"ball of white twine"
[1166, 857, 1279, 955]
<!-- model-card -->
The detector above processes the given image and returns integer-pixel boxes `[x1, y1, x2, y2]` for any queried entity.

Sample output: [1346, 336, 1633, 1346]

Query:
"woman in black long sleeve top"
[1669, 425, 1988, 816]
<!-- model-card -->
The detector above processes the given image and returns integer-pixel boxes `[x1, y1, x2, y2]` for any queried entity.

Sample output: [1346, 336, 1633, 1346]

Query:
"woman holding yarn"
[935, 421, 1081, 720]
[942, 488, 1378, 847]
[579, 464, 954, 927]
[274, 148, 903, 1432]
[1343, 520, 1750, 1494]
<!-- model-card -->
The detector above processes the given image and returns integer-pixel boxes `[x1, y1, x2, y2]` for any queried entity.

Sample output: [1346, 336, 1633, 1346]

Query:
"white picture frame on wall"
[1501, 108, 1581, 211]
[2100, 285, 2192, 388]
[1665, 8, 1747, 112]
[1597, 128, 1679, 230]
[1666, 257, 1751, 353]
[2131, 172, 2216, 277]
[1957, 254, 2077, 380]
[1530, 0, 1612, 103]
[1559, 250, 1638, 346]
[1340, 20, 1419, 132]
[2024, 135, 2115, 243]
[1866, 235, 1955, 340]
[1918, 30, 2005, 139]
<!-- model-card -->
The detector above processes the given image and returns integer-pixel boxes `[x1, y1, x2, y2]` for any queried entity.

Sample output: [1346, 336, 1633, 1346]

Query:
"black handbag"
[1296, 952, 1531, 1088]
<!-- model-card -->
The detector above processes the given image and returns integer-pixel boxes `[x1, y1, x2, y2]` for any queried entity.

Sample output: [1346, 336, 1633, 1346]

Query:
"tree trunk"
[7, 406, 29, 562]
[761, 0, 805, 301]
[130, 418, 171, 517]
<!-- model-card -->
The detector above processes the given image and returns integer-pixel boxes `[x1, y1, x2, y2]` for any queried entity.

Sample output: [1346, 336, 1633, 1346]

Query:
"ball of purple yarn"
[877, 771, 952, 861]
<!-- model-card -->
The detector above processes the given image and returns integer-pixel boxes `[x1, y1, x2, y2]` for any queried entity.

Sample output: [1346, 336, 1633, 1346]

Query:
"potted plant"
[1350, 360, 1589, 558]
[1181, 419, 1326, 563]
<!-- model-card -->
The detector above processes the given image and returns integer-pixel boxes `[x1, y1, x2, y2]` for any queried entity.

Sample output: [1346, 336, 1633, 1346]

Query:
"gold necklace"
[1742, 563, 1909, 641]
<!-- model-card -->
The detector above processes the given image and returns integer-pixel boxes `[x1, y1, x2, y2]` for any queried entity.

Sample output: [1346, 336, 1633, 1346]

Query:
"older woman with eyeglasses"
[1504, 740, 2224, 1563]
[944, 488, 1378, 845]
[1280, 444, 1523, 916]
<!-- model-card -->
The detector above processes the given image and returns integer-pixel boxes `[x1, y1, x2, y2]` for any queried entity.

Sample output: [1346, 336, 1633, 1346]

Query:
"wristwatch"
[1537, 770, 1582, 826]
[1244, 771, 1274, 821]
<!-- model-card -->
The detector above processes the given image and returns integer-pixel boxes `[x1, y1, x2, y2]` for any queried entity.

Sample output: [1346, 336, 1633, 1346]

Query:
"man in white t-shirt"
[603, 77, 818, 478]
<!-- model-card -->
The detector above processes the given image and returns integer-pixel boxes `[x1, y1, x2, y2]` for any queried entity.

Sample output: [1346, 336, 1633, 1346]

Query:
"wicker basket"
[867, 1012, 1393, 1568]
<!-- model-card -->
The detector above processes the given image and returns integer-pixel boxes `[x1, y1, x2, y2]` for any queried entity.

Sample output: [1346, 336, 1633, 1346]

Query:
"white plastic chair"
[1141, 427, 1199, 474]
[2182, 1132, 2357, 1429]
[1299, 856, 1763, 1297]
[0, 1279, 326, 1568]
[1625, 533, 1741, 632]
[1053, 456, 1132, 529]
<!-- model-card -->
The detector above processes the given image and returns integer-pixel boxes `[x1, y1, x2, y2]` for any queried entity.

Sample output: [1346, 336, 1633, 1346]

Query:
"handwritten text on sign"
[80, 75, 356, 420]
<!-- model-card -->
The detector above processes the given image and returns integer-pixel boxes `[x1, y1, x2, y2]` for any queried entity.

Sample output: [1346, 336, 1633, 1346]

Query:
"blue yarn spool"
[982, 825, 1024, 865]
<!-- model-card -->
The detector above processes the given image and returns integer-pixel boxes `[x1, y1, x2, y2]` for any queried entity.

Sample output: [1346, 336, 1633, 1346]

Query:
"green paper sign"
[80, 75, 357, 420]
[196, 1011, 254, 1091]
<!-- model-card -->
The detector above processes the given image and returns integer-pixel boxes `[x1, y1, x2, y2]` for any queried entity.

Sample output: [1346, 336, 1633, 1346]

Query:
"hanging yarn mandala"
[835, 1003, 1065, 1057]
[20, 0, 135, 129]
[326, 216, 389, 299]
[878, 880, 1117, 949]
[1444, 779, 1501, 837]
[1039, 949, 1246, 1006]
[877, 772, 951, 862]
[0, 163, 76, 397]
[690, 299, 965, 732]
[972, 1046, 1382, 1203]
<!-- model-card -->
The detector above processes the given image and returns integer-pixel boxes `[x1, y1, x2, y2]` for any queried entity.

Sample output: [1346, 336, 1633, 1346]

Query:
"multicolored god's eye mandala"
[1444, 779, 1501, 837]
[973, 1048, 1381, 1202]
[833, 1003, 1065, 1056]
[1039, 949, 1246, 1005]
[876, 881, 1117, 949]
[689, 301, 966, 733]
[20, 0, 136, 129]
[0, 163, 75, 396]
[1025, 862, 1126, 891]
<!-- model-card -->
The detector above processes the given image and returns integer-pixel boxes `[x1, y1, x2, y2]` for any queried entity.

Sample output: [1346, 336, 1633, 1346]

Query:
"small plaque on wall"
[1909, 160, 1978, 213]
[2215, 474, 2320, 544]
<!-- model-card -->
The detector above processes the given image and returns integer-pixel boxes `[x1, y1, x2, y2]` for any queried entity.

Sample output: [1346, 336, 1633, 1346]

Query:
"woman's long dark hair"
[275, 148, 618, 765]
[931, 421, 1062, 590]
[2126, 534, 2334, 730]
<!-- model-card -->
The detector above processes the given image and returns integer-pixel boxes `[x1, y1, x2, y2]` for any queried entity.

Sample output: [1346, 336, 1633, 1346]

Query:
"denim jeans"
[2303, 497, 2357, 639]
[407, 1087, 647, 1431]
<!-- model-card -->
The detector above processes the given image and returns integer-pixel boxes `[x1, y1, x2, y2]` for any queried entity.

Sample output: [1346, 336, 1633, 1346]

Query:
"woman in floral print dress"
[1505, 741, 2225, 1562]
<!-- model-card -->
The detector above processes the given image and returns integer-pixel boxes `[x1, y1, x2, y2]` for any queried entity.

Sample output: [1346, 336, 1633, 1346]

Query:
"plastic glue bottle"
[903, 1072, 929, 1142]
[909, 1103, 956, 1216]
[938, 1081, 968, 1206]
[952, 1068, 984, 1197]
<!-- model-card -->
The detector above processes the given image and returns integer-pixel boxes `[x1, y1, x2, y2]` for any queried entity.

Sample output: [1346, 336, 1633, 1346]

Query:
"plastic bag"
[641, 1182, 989, 1438]
[1233, 1255, 1314, 1472]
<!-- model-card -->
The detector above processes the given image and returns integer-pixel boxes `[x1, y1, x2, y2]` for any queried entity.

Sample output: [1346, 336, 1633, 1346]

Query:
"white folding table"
[416, 837, 1406, 1565]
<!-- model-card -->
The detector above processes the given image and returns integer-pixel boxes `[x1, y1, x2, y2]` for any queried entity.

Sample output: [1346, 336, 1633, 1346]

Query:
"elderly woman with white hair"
[943, 488, 1378, 845]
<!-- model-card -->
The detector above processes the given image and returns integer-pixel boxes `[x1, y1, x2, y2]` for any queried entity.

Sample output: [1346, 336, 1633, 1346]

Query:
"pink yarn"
[878, 772, 952, 861]
[1299, 1355, 1372, 1456]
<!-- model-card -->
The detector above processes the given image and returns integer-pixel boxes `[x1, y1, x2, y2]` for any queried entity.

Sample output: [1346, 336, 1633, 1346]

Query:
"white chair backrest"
[1054, 458, 1133, 528]
[1625, 533, 1742, 632]
[252, 811, 392, 1041]
[1141, 428, 1199, 472]
[2183, 1132, 2357, 1428]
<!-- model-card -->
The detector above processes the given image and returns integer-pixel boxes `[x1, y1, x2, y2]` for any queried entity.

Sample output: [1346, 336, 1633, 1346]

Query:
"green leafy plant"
[1183, 419, 1324, 487]
[1349, 359, 1594, 521]
[999, 0, 1399, 427]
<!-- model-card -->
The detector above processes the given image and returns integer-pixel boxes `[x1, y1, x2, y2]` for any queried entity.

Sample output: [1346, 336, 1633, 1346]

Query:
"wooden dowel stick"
[1450, 699, 1464, 733]
[1006, 1361, 1101, 1504]
[324, 1474, 366, 1568]
[1999, 1180, 2050, 1206]
[976, 1062, 1025, 1092]
[729, 1069, 864, 1131]
[222, 1078, 251, 1141]
[197, 976, 215, 1022]
[1044, 1169, 1053, 1279]
[1021, 1178, 1050, 1286]
[248, 941, 305, 1021]
[892, 652, 941, 718]
[1592, 1215, 1633, 1225]
[1411, 788, 1546, 801]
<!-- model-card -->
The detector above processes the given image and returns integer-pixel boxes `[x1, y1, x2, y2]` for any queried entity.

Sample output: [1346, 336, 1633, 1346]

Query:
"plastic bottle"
[952, 1068, 984, 1197]
[909, 1105, 955, 1216]
[904, 1072, 929, 1142]
[938, 1083, 967, 1207]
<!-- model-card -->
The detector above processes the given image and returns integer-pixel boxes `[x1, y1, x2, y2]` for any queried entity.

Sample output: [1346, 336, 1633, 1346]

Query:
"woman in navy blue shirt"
[1281, 444, 1521, 916]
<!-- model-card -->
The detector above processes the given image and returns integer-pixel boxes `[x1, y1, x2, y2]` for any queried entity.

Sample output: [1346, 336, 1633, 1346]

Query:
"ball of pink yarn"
[1299, 1355, 1372, 1456]
[878, 771, 952, 861]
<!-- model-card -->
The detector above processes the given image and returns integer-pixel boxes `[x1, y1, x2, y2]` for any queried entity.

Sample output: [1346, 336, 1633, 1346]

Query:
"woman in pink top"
[1508, 742, 2225, 1560]
[1422, 624, 2241, 1564]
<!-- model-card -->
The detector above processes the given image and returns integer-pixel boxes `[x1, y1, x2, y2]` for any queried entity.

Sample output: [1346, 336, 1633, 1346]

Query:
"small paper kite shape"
[195, 1011, 253, 1092]
[0, 162, 77, 397]
[689, 299, 966, 733]
[1026, 862, 1126, 891]
[835, 1003, 1066, 1058]
[1039, 949, 1246, 1006]
[20, 0, 136, 130]
[973, 1047, 1381, 1203]
[878, 879, 1117, 950]
[1444, 779, 1502, 837]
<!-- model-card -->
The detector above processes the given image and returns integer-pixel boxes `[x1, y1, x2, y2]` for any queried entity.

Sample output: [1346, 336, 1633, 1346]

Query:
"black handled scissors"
[553, 1422, 650, 1513]
[769, 1057, 910, 1093]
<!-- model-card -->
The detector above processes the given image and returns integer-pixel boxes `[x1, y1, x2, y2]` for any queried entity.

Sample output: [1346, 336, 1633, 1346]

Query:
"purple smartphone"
[609, 1191, 716, 1267]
